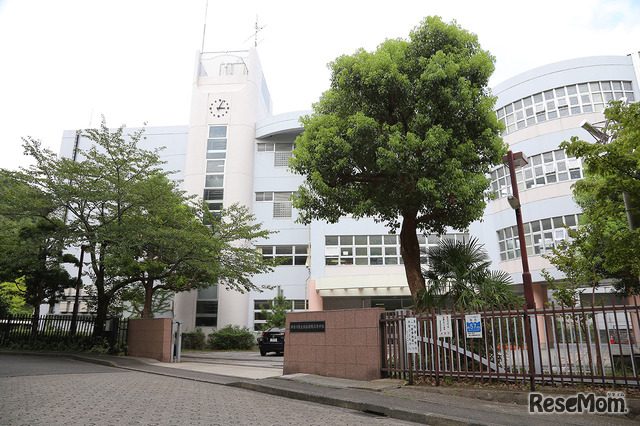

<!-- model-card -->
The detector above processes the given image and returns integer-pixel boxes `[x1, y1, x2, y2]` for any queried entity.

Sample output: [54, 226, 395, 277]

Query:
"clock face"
[209, 98, 230, 118]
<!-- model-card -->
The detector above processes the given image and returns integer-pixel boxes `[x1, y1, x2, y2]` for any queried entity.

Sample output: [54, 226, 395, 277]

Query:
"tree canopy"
[0, 172, 75, 325]
[555, 100, 640, 293]
[8, 118, 276, 332]
[290, 16, 505, 301]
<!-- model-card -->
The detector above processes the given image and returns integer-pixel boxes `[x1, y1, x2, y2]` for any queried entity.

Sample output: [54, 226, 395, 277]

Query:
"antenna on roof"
[201, 0, 209, 52]
[245, 15, 266, 47]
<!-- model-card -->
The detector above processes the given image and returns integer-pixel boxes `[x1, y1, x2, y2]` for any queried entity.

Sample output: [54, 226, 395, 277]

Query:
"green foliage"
[1, 331, 108, 353]
[417, 237, 523, 310]
[0, 279, 33, 315]
[554, 100, 640, 295]
[0, 214, 75, 320]
[290, 16, 505, 300]
[181, 328, 206, 350]
[120, 285, 174, 319]
[260, 294, 291, 330]
[10, 117, 276, 334]
[206, 324, 255, 350]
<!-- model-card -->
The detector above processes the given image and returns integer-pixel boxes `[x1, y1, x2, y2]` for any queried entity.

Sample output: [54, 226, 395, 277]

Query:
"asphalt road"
[0, 354, 413, 425]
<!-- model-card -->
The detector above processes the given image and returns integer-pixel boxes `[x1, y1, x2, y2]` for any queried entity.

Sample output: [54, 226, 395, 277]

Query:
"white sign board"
[405, 317, 419, 353]
[436, 314, 452, 338]
[465, 314, 482, 338]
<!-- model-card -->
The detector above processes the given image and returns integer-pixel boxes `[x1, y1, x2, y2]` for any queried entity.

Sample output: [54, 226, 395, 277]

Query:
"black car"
[258, 327, 285, 356]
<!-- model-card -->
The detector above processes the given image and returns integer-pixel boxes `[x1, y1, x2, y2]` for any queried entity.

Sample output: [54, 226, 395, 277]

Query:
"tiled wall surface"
[283, 308, 384, 381]
[127, 318, 172, 362]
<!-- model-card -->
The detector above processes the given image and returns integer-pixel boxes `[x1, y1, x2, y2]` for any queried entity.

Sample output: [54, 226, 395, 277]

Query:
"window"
[490, 149, 583, 199]
[205, 126, 227, 215]
[255, 191, 296, 218]
[324, 233, 468, 266]
[252, 298, 308, 331]
[258, 245, 308, 266]
[257, 142, 295, 167]
[497, 214, 580, 261]
[496, 80, 635, 135]
[196, 286, 218, 327]
[219, 62, 247, 76]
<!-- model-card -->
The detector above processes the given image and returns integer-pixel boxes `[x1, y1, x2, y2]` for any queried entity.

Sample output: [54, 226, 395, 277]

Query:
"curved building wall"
[470, 55, 639, 291]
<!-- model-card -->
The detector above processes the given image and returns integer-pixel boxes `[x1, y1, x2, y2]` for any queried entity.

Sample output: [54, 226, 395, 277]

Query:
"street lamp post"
[503, 150, 539, 390]
[503, 150, 536, 310]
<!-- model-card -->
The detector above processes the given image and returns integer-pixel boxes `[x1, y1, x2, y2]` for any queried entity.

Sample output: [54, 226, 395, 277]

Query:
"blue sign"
[465, 314, 482, 338]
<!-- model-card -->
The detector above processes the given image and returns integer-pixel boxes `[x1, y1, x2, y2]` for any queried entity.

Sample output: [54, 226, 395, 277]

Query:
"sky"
[1, 0, 639, 171]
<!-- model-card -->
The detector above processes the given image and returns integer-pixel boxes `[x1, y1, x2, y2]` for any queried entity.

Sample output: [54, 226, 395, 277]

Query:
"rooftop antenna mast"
[201, 0, 209, 52]
[245, 15, 266, 47]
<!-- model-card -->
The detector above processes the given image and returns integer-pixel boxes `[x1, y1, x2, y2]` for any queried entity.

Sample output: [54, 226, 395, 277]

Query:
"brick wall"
[127, 318, 173, 362]
[283, 308, 384, 381]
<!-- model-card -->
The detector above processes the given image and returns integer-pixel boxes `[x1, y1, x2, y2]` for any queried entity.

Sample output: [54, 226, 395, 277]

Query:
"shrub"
[181, 328, 206, 350]
[206, 324, 255, 350]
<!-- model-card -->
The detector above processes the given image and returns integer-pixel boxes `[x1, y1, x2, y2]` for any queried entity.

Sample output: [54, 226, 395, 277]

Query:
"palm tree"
[416, 237, 523, 311]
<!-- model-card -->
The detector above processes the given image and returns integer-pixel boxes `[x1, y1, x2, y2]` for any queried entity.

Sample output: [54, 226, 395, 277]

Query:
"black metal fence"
[0, 314, 128, 354]
[381, 301, 640, 390]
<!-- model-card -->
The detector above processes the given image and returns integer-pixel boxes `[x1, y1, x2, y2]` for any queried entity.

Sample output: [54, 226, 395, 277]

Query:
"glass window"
[204, 189, 223, 200]
[384, 235, 397, 245]
[370, 247, 382, 256]
[206, 160, 225, 173]
[207, 139, 227, 151]
[325, 236, 338, 245]
[276, 246, 292, 255]
[355, 236, 367, 245]
[340, 235, 353, 245]
[205, 175, 224, 188]
[209, 126, 227, 138]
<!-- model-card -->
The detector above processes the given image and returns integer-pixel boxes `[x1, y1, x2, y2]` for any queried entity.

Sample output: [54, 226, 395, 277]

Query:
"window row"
[205, 126, 227, 215]
[490, 149, 584, 198]
[496, 80, 635, 135]
[258, 245, 309, 266]
[253, 298, 308, 331]
[497, 214, 581, 261]
[325, 233, 468, 266]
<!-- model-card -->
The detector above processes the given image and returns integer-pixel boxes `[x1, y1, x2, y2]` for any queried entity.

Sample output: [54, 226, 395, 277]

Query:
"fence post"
[176, 321, 182, 362]
[1, 314, 11, 345]
[431, 309, 440, 387]
[523, 305, 536, 392]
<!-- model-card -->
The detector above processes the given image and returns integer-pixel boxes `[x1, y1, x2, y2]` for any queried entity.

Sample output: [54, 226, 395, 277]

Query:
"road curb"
[230, 381, 471, 425]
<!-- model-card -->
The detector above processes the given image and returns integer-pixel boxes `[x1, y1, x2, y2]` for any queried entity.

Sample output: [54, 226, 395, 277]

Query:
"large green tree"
[556, 100, 640, 293]
[16, 118, 275, 332]
[290, 17, 505, 302]
[543, 176, 638, 300]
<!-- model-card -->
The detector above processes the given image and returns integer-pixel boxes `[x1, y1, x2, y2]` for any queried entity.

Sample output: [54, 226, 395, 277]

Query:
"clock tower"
[175, 48, 272, 331]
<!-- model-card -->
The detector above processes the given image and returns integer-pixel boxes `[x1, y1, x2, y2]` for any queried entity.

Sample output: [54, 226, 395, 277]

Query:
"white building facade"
[59, 49, 640, 332]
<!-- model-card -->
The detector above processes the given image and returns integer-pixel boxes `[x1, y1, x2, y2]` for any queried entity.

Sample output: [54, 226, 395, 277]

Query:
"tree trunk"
[142, 278, 154, 319]
[94, 295, 109, 337]
[399, 214, 427, 310]
[31, 280, 45, 335]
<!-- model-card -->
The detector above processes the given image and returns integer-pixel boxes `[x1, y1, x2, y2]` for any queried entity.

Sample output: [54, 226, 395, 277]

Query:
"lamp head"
[502, 151, 529, 168]
[507, 195, 521, 210]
